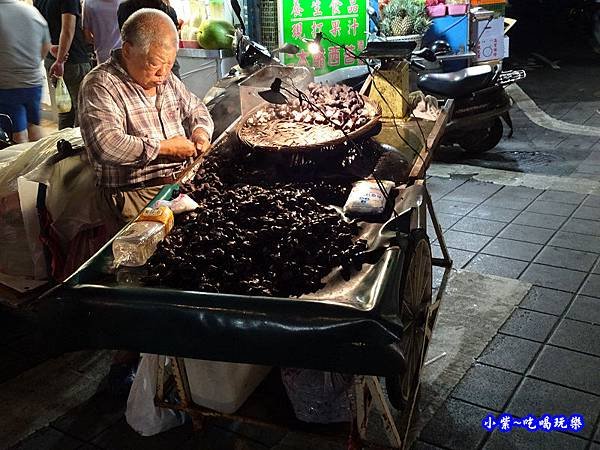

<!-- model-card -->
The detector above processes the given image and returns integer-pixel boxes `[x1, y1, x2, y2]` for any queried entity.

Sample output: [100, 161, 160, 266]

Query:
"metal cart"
[40, 97, 455, 449]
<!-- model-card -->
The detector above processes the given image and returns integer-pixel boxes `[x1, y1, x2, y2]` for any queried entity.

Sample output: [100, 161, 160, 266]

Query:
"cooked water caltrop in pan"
[246, 83, 373, 133]
[144, 157, 368, 297]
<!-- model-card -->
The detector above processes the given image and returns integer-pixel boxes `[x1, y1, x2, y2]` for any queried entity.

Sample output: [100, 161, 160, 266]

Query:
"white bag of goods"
[185, 358, 271, 414]
[0, 129, 83, 279]
[126, 354, 186, 436]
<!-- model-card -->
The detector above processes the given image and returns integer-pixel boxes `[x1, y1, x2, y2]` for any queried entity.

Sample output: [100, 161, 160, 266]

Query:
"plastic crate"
[447, 4, 468, 15]
[424, 15, 470, 54]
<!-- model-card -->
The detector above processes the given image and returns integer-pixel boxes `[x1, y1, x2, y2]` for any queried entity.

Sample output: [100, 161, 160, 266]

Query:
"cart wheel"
[386, 229, 432, 411]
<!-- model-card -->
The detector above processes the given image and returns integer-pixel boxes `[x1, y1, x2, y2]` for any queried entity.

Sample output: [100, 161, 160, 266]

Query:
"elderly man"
[79, 9, 213, 228]
[79, 9, 213, 395]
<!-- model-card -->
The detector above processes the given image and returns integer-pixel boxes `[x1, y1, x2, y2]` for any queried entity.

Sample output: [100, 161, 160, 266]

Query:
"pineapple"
[413, 15, 432, 35]
[398, 15, 415, 35]
[390, 17, 404, 35]
[382, 0, 430, 37]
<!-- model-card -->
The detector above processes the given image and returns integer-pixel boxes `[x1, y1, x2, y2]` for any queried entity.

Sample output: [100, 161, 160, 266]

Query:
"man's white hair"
[121, 8, 178, 55]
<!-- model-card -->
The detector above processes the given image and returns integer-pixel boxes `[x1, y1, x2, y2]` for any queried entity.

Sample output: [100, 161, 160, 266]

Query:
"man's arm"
[49, 13, 76, 78]
[40, 19, 51, 59]
[79, 75, 196, 167]
[41, 41, 51, 59]
[171, 75, 215, 153]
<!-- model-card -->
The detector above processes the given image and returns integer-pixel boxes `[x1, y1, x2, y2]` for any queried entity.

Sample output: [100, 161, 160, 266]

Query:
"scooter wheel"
[458, 118, 503, 153]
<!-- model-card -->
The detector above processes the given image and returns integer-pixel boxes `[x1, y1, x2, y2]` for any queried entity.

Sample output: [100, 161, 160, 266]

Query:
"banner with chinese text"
[278, 0, 368, 77]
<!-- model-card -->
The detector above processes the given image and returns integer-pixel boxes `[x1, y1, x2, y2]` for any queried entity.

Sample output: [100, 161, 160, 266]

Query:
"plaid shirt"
[79, 50, 214, 188]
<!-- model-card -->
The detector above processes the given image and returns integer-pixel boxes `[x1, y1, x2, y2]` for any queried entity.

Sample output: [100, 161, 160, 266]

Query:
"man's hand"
[158, 136, 197, 160]
[191, 128, 211, 154]
[49, 45, 60, 58]
[49, 45, 68, 63]
[50, 60, 65, 79]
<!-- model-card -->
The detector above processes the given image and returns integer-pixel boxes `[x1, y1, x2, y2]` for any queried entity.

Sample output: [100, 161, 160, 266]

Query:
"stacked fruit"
[380, 0, 432, 37]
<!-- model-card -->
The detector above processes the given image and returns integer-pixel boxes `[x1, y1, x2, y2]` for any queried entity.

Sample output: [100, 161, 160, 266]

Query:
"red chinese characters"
[330, 0, 342, 15]
[330, 19, 341, 37]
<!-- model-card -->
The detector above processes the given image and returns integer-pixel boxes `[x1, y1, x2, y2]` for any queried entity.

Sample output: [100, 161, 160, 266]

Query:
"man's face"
[123, 41, 176, 90]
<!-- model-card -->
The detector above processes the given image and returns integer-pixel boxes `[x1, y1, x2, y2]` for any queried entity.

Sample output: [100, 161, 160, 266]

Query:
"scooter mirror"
[236, 34, 273, 69]
[430, 40, 452, 56]
[367, 6, 379, 34]
[230, 0, 245, 34]
[276, 43, 300, 55]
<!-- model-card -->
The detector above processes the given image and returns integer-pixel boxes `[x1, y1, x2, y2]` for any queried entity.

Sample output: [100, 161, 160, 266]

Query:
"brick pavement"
[436, 98, 600, 179]
[417, 177, 600, 450]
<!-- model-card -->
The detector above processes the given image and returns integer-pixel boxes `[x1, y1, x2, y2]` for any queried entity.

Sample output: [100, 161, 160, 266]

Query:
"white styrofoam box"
[503, 35, 510, 59]
[473, 17, 504, 61]
[185, 359, 271, 414]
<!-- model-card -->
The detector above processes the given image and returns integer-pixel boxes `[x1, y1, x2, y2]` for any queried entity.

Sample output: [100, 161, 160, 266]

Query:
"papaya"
[196, 20, 235, 50]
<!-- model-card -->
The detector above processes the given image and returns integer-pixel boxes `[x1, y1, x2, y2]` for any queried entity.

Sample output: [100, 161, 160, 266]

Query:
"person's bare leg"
[12, 130, 28, 143]
[27, 123, 44, 142]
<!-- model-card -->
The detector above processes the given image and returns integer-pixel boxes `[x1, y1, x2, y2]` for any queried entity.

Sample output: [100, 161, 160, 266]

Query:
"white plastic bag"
[125, 354, 186, 436]
[55, 77, 72, 113]
[281, 368, 354, 423]
[40, 61, 51, 107]
[156, 194, 200, 214]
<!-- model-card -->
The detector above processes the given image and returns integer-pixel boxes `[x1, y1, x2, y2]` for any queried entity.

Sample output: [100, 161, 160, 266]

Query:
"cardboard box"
[368, 62, 410, 119]
[472, 16, 504, 61]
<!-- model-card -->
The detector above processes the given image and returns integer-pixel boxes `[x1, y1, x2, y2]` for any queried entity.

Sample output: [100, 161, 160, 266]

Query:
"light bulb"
[307, 42, 321, 55]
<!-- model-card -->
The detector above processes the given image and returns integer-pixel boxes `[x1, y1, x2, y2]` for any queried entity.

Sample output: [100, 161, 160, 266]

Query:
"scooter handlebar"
[410, 59, 426, 70]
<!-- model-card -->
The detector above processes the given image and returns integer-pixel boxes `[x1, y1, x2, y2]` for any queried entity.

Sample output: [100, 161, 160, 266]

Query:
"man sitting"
[79, 8, 213, 230]
[78, 9, 214, 394]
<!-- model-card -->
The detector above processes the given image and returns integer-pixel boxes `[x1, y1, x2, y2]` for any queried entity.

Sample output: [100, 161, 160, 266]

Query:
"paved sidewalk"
[435, 102, 600, 178]
[417, 176, 600, 450]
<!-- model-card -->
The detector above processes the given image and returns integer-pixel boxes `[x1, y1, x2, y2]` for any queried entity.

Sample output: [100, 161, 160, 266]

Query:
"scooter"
[362, 40, 525, 153]
[414, 46, 526, 153]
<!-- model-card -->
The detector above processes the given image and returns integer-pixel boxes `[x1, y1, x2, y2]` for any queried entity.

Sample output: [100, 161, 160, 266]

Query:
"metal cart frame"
[39, 97, 455, 449]
[149, 101, 456, 449]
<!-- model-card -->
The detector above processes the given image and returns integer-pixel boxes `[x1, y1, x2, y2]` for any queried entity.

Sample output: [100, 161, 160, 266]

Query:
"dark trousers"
[45, 59, 91, 130]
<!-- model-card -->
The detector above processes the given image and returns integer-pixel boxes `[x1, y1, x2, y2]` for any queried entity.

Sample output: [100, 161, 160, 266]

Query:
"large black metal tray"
[40, 120, 431, 377]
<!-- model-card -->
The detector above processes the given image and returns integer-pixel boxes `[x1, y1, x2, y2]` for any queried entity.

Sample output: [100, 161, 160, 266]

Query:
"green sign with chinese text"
[278, 0, 368, 76]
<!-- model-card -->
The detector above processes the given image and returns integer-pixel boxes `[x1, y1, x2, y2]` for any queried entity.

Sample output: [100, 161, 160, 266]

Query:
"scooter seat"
[417, 65, 494, 98]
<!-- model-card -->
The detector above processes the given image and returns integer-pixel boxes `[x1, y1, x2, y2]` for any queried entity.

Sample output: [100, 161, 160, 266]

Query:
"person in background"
[0, 0, 51, 143]
[35, 0, 92, 129]
[78, 9, 213, 394]
[82, 0, 123, 64]
[117, 0, 182, 78]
